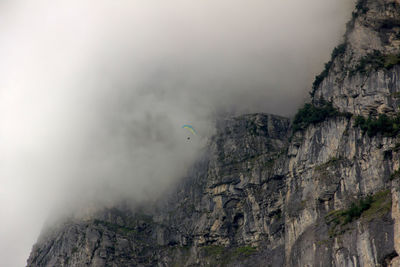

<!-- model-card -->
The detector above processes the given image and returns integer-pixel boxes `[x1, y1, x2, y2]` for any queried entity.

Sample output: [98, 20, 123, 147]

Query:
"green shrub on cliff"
[353, 0, 369, 18]
[342, 196, 373, 224]
[384, 54, 400, 69]
[234, 246, 257, 257]
[390, 168, 400, 180]
[350, 50, 400, 76]
[326, 190, 392, 237]
[310, 43, 347, 97]
[201, 245, 257, 265]
[293, 100, 349, 132]
[203, 245, 224, 256]
[354, 114, 400, 137]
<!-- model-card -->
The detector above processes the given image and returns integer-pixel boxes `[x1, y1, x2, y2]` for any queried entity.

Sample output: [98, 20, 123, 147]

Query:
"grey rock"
[27, 0, 400, 266]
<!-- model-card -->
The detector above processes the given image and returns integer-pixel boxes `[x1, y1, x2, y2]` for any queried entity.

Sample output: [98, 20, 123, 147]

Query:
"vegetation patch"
[93, 219, 137, 235]
[233, 246, 257, 257]
[293, 100, 350, 132]
[202, 245, 225, 257]
[354, 114, 400, 137]
[310, 43, 347, 97]
[272, 208, 282, 220]
[264, 158, 276, 169]
[349, 50, 400, 76]
[342, 196, 374, 224]
[394, 143, 400, 151]
[325, 190, 392, 238]
[352, 0, 369, 18]
[362, 190, 392, 220]
[169, 246, 191, 267]
[391, 168, 400, 180]
[201, 245, 258, 266]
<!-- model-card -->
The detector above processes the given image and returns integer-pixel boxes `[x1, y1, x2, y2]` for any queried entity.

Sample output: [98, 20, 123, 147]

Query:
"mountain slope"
[27, 0, 400, 266]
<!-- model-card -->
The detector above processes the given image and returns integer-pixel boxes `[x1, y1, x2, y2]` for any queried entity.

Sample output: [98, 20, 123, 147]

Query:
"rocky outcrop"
[27, 113, 291, 267]
[313, 0, 400, 116]
[27, 0, 400, 266]
[285, 116, 399, 266]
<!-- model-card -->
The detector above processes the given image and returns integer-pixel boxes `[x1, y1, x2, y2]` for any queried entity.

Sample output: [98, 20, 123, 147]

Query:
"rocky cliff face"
[27, 0, 400, 266]
[27, 113, 291, 267]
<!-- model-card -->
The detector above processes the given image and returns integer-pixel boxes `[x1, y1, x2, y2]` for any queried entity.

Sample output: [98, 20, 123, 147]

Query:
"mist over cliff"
[0, 1, 354, 266]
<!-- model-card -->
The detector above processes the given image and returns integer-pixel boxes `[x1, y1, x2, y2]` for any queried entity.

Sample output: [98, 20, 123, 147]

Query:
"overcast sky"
[0, 1, 354, 266]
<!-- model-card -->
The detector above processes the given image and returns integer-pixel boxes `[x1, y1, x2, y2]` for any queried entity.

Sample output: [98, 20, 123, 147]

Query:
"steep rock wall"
[27, 114, 291, 267]
[27, 0, 400, 266]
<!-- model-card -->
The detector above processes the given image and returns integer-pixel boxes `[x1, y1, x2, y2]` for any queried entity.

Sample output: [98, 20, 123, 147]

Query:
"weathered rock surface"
[27, 0, 400, 266]
[27, 113, 291, 267]
[313, 0, 400, 116]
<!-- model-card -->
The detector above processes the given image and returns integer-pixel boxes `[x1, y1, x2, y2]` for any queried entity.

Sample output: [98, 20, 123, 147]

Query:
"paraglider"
[182, 124, 196, 140]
